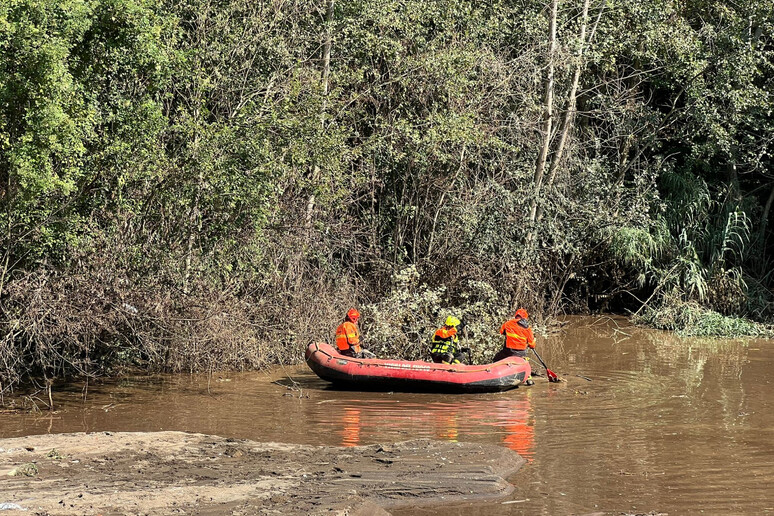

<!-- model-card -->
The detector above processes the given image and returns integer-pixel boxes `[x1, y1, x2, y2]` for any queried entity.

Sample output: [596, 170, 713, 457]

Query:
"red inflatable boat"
[305, 342, 530, 393]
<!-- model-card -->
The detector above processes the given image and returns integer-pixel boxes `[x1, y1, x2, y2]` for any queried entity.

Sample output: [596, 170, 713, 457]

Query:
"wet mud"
[0, 431, 523, 515]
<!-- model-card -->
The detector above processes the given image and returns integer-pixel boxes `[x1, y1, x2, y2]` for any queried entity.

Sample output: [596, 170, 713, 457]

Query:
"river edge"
[0, 431, 525, 515]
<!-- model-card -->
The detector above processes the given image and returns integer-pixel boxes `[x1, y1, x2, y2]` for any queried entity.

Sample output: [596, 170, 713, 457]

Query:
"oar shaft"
[531, 347, 559, 382]
[531, 348, 548, 368]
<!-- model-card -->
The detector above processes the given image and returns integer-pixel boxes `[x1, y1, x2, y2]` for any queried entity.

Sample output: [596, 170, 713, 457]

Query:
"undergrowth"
[634, 296, 774, 338]
[362, 266, 517, 364]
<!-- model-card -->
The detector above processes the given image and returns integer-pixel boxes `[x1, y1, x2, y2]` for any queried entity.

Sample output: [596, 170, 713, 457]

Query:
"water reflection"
[341, 407, 361, 446]
[498, 397, 533, 460]
[322, 395, 535, 460]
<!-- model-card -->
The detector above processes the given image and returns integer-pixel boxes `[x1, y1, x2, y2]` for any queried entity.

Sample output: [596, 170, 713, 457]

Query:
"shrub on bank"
[0, 249, 350, 402]
[362, 267, 520, 364]
[634, 297, 774, 338]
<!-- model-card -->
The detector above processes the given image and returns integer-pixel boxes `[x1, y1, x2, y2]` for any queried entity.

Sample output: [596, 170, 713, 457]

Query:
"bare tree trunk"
[543, 0, 593, 192]
[0, 173, 11, 297]
[368, 160, 379, 258]
[305, 0, 335, 228]
[535, 0, 602, 227]
[184, 160, 204, 292]
[0, 250, 9, 302]
[528, 0, 559, 229]
[427, 145, 466, 258]
[296, 1, 336, 294]
[321, 0, 334, 98]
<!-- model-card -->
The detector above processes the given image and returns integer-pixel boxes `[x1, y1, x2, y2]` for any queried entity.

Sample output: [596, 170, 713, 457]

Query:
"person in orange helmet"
[493, 308, 535, 385]
[335, 308, 376, 359]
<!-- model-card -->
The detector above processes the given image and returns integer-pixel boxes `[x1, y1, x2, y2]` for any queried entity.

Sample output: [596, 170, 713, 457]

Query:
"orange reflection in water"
[329, 394, 534, 459]
[341, 407, 362, 447]
[434, 411, 459, 442]
[499, 397, 534, 461]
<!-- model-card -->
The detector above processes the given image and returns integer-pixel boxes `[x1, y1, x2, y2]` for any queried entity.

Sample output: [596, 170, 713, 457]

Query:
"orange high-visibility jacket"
[499, 319, 535, 350]
[433, 326, 458, 342]
[335, 321, 361, 352]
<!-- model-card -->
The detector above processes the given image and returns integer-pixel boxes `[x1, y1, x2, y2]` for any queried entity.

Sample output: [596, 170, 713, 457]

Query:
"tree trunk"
[543, 0, 593, 193]
[305, 0, 335, 229]
[528, 0, 559, 228]
[535, 0, 598, 226]
[0, 172, 11, 296]
[183, 3, 210, 293]
[427, 145, 466, 259]
[321, 0, 334, 99]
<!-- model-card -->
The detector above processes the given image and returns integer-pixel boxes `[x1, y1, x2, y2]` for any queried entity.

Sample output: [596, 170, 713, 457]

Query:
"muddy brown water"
[1, 316, 772, 515]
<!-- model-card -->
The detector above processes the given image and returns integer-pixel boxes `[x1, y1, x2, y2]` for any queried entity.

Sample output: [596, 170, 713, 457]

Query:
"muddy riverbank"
[0, 431, 523, 515]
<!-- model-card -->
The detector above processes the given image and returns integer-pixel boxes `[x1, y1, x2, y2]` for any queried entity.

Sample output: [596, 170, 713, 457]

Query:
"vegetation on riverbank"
[1, 0, 772, 395]
[634, 296, 774, 338]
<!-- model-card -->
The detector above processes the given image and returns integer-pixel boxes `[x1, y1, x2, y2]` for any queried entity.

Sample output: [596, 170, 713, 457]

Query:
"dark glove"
[459, 347, 471, 353]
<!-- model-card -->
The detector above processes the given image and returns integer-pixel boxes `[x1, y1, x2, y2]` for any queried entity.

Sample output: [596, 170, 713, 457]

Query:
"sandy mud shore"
[0, 432, 524, 515]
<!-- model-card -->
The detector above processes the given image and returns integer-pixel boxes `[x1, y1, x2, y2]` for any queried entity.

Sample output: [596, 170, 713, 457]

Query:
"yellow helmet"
[445, 316, 461, 327]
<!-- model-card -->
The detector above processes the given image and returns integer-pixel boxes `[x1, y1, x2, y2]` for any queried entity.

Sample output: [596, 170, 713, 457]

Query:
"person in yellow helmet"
[430, 316, 469, 364]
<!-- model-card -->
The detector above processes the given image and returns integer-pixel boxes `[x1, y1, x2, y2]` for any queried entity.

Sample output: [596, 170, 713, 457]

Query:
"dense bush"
[634, 293, 774, 338]
[363, 267, 515, 363]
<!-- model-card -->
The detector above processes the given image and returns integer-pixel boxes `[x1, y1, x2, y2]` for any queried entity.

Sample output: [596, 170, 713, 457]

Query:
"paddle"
[530, 347, 560, 382]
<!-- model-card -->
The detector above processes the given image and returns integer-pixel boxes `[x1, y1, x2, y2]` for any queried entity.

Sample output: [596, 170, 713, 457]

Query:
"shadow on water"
[272, 375, 326, 390]
[274, 375, 529, 394]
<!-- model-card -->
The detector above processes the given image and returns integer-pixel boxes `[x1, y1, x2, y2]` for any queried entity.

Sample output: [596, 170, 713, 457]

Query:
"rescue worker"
[494, 308, 535, 385]
[430, 316, 469, 364]
[335, 308, 376, 359]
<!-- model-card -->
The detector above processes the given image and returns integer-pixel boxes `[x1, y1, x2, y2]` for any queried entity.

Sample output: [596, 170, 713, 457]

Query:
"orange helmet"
[514, 308, 529, 320]
[347, 308, 360, 321]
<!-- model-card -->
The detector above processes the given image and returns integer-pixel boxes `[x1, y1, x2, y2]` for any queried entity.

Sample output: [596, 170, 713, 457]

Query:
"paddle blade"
[546, 368, 560, 382]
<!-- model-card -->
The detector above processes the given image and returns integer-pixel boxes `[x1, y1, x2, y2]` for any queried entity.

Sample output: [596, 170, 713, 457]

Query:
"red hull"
[305, 342, 530, 393]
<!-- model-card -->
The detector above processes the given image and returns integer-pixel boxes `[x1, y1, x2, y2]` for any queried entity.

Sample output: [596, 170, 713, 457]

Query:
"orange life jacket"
[499, 318, 535, 350]
[335, 320, 361, 352]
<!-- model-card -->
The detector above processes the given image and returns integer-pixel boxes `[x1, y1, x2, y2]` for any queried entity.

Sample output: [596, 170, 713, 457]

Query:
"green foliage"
[635, 293, 774, 338]
[0, 0, 95, 262]
[363, 266, 449, 360]
[363, 266, 511, 363]
[608, 221, 671, 286]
